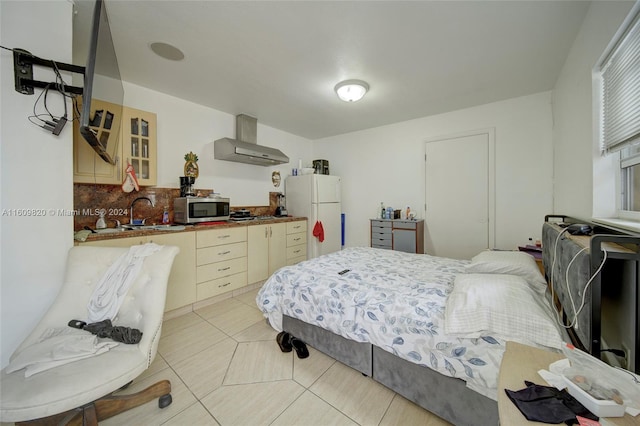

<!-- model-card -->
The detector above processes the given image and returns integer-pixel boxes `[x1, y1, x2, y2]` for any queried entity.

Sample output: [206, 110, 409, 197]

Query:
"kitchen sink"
[93, 228, 130, 234]
[121, 224, 187, 232]
[151, 224, 186, 231]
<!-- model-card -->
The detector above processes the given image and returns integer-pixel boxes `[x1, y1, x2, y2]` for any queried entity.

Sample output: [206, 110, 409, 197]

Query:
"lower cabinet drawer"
[286, 232, 306, 247]
[286, 244, 306, 260]
[197, 227, 246, 248]
[196, 257, 247, 283]
[287, 255, 306, 265]
[197, 272, 247, 300]
[196, 242, 247, 266]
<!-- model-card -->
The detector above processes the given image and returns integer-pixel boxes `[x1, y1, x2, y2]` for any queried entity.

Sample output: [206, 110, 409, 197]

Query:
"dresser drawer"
[196, 257, 247, 283]
[372, 242, 392, 250]
[197, 227, 246, 248]
[392, 220, 417, 230]
[371, 226, 392, 235]
[196, 241, 247, 266]
[287, 232, 306, 247]
[287, 220, 307, 234]
[197, 272, 247, 300]
[371, 237, 392, 248]
[371, 220, 391, 228]
[371, 233, 392, 243]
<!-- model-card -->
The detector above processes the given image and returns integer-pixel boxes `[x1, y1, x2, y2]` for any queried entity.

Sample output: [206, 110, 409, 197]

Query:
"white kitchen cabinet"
[269, 222, 287, 274]
[196, 227, 248, 300]
[247, 220, 306, 285]
[79, 232, 196, 312]
[286, 220, 307, 264]
[247, 225, 269, 285]
[247, 222, 286, 285]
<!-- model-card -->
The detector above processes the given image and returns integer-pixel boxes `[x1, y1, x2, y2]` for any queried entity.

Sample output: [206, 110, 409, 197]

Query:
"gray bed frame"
[283, 315, 499, 425]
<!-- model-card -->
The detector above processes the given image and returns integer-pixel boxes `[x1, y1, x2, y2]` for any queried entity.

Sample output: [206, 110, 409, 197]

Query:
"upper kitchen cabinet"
[73, 102, 157, 186]
[122, 106, 157, 186]
[73, 98, 122, 184]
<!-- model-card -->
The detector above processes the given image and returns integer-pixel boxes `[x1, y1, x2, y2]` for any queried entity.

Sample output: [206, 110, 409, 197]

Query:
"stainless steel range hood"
[214, 114, 289, 166]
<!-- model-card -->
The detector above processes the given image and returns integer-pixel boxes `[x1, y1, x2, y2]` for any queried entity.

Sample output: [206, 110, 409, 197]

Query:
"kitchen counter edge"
[76, 217, 308, 243]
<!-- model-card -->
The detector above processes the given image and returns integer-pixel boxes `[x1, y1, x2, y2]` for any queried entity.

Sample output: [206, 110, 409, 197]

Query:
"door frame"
[424, 128, 497, 253]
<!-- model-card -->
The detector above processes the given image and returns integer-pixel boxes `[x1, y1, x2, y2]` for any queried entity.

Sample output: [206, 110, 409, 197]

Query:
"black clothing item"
[505, 381, 598, 425]
[69, 319, 143, 344]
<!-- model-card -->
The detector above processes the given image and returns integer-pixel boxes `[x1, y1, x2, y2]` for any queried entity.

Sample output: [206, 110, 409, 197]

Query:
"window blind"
[600, 10, 640, 154]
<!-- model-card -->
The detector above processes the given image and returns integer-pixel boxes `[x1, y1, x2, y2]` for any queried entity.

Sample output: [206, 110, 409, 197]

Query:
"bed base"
[283, 315, 498, 426]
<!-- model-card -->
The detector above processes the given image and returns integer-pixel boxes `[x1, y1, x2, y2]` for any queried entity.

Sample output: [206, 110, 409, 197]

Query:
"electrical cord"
[548, 226, 608, 329]
[2, 44, 73, 133]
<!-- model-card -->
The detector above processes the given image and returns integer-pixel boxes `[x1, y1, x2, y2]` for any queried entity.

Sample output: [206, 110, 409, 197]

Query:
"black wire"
[601, 348, 626, 357]
[2, 44, 74, 127]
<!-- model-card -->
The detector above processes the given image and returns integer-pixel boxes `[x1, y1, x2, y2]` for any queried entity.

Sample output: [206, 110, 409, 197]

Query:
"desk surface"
[498, 341, 639, 426]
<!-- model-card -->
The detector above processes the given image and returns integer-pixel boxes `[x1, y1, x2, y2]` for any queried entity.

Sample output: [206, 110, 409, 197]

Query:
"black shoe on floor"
[276, 331, 293, 352]
[291, 337, 309, 359]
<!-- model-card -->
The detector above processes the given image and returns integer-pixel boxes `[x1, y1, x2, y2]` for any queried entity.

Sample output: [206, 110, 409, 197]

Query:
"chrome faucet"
[130, 196, 155, 225]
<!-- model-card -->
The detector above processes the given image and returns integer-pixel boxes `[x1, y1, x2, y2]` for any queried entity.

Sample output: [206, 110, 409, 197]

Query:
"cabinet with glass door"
[122, 106, 156, 186]
[73, 103, 157, 186]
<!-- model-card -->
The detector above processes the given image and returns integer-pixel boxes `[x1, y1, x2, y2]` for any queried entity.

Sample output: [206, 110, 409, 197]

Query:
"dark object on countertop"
[567, 224, 592, 235]
[505, 381, 598, 425]
[69, 318, 143, 344]
[83, 226, 96, 233]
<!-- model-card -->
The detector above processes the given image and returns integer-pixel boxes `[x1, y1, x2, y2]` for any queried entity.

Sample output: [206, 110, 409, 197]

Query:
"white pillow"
[465, 250, 547, 290]
[445, 273, 563, 349]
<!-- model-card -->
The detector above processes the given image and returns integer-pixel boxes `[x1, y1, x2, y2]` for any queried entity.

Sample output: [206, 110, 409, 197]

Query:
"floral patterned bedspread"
[256, 247, 506, 400]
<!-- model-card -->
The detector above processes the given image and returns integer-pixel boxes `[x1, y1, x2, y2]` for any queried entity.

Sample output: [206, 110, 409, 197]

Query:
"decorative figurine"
[184, 152, 199, 178]
[122, 161, 139, 193]
[272, 171, 281, 187]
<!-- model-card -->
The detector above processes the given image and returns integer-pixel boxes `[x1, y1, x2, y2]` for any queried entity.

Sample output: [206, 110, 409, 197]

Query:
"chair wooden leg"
[15, 380, 171, 425]
[93, 379, 172, 421]
[82, 404, 98, 426]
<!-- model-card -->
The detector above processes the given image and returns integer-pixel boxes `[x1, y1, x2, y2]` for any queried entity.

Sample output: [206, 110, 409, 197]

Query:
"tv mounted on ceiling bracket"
[13, 0, 124, 165]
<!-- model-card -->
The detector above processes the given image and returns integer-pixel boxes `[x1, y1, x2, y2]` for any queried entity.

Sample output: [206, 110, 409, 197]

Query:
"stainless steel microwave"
[173, 197, 230, 224]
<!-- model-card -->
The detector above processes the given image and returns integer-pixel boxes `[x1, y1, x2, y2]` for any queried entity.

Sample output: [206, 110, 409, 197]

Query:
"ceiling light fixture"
[334, 79, 369, 102]
[149, 42, 185, 61]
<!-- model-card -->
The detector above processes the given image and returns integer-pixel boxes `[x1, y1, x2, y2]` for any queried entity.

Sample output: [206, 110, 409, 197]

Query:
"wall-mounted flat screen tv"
[73, 0, 123, 165]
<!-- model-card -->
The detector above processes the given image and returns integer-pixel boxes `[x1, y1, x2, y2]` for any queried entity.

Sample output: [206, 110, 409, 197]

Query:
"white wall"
[123, 82, 314, 206]
[552, 1, 634, 219]
[314, 92, 554, 253]
[1, 1, 74, 367]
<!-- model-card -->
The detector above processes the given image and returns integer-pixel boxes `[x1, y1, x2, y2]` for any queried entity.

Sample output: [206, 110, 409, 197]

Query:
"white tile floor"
[8, 288, 453, 426]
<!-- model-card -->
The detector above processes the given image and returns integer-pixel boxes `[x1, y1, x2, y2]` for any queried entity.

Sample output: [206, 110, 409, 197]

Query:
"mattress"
[257, 247, 511, 400]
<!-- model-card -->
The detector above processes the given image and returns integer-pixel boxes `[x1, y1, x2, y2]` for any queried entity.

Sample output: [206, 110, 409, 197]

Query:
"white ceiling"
[74, 0, 593, 140]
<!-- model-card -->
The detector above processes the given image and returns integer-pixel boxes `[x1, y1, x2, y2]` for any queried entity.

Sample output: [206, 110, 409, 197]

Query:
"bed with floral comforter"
[256, 246, 507, 400]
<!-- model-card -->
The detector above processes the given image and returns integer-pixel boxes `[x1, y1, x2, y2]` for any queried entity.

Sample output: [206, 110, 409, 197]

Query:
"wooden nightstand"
[498, 342, 638, 425]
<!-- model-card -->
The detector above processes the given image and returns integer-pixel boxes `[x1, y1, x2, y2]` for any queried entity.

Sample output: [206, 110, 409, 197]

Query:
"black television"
[74, 0, 123, 165]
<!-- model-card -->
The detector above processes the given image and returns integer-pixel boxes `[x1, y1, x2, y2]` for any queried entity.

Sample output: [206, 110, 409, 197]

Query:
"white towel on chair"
[6, 328, 118, 377]
[87, 243, 161, 323]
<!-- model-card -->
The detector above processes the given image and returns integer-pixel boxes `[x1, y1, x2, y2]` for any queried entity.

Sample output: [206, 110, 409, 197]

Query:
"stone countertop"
[78, 216, 307, 243]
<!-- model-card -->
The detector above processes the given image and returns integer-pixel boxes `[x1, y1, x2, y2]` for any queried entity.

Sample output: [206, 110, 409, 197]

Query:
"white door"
[424, 131, 495, 260]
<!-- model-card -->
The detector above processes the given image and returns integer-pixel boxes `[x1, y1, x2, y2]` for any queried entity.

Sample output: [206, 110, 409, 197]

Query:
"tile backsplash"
[73, 184, 284, 231]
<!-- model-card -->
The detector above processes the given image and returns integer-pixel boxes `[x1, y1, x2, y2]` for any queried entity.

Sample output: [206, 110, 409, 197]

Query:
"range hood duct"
[214, 114, 289, 166]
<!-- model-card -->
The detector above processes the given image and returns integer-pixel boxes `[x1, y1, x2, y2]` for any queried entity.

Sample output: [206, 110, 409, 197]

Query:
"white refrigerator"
[285, 174, 342, 259]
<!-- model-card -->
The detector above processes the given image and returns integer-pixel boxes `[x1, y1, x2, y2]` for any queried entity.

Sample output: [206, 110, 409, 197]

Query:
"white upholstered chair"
[0, 244, 179, 425]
